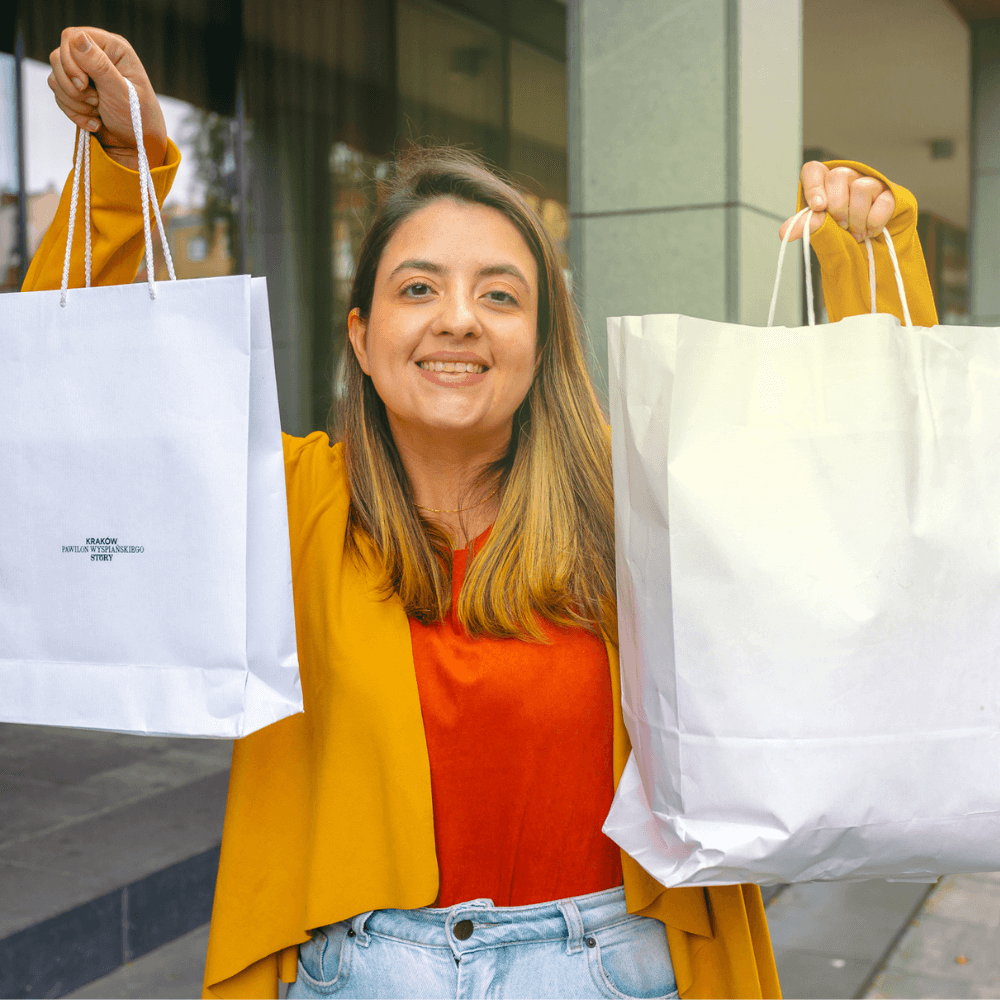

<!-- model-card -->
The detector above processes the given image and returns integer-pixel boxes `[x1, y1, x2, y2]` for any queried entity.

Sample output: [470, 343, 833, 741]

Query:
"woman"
[33, 26, 937, 1000]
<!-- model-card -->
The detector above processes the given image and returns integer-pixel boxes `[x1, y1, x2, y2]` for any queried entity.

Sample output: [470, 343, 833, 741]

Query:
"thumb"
[71, 32, 123, 91]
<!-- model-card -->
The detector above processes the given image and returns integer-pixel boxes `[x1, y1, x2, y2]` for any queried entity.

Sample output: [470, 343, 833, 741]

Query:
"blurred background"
[1, 2, 998, 998]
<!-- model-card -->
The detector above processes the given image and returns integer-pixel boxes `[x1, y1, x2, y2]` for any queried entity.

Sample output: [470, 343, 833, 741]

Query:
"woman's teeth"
[418, 361, 487, 374]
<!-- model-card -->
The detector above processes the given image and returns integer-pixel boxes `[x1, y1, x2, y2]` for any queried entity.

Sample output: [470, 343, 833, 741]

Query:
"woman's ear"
[347, 307, 371, 375]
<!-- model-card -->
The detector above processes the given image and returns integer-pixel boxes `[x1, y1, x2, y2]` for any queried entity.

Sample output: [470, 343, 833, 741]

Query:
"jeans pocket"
[587, 916, 679, 1000]
[295, 923, 352, 995]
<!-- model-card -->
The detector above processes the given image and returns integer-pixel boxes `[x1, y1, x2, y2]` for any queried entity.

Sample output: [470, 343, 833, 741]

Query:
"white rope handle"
[59, 78, 175, 306]
[768, 206, 813, 327]
[59, 127, 89, 307]
[865, 236, 875, 314]
[881, 227, 912, 327]
[768, 209, 913, 328]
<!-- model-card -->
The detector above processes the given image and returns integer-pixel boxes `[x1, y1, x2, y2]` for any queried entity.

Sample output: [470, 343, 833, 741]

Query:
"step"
[0, 723, 231, 999]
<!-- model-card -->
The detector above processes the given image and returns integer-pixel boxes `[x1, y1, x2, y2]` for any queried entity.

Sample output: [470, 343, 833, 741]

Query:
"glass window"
[135, 100, 239, 284]
[14, 55, 237, 287]
[397, 0, 505, 166]
[327, 141, 391, 412]
[0, 51, 19, 291]
[509, 41, 569, 268]
[509, 40, 567, 204]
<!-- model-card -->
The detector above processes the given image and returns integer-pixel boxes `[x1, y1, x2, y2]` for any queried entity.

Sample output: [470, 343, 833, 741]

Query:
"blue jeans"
[287, 885, 678, 1000]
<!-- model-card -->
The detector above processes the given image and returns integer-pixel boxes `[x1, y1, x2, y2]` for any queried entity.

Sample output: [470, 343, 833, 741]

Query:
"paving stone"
[0, 775, 117, 843]
[921, 874, 1000, 929]
[0, 723, 160, 785]
[771, 946, 872, 1000]
[0, 771, 229, 936]
[63, 923, 291, 1000]
[863, 874, 1000, 999]
[0, 859, 112, 940]
[764, 879, 931, 961]
[866, 968, 990, 999]
[962, 871, 1000, 885]
[882, 914, 999, 982]
[64, 922, 211, 999]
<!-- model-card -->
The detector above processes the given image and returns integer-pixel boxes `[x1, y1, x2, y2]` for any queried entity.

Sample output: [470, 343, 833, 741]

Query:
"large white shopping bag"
[0, 81, 300, 738]
[604, 208, 1000, 885]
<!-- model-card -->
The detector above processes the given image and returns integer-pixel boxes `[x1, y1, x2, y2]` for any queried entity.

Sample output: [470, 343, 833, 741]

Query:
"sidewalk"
[0, 722, 231, 999]
[768, 874, 1000, 999]
[54, 872, 1000, 1000]
[4, 717, 1000, 1000]
[863, 872, 1000, 999]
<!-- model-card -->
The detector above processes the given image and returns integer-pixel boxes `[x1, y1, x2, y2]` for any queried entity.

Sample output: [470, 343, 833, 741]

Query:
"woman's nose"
[433, 291, 481, 338]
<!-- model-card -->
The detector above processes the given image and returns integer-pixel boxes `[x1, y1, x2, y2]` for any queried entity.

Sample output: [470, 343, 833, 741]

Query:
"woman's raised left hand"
[778, 161, 895, 244]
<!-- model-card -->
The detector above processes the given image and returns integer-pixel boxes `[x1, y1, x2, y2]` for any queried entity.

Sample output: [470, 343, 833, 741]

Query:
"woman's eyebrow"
[389, 258, 443, 278]
[478, 264, 529, 288]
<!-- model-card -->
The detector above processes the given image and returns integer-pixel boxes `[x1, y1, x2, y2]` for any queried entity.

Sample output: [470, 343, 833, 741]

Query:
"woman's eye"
[486, 290, 517, 305]
[403, 282, 432, 297]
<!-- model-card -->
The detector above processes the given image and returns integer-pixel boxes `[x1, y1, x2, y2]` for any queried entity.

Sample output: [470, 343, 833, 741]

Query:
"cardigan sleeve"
[797, 160, 938, 327]
[21, 132, 180, 293]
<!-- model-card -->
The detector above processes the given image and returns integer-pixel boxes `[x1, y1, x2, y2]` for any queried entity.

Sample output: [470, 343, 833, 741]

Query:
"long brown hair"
[333, 146, 616, 645]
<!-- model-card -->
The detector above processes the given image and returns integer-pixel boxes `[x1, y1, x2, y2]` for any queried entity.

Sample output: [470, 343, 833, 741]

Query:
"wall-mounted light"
[450, 47, 489, 77]
[929, 139, 954, 160]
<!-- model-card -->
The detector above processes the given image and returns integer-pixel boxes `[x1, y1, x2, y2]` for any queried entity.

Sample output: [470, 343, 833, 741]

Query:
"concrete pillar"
[568, 0, 802, 403]
[970, 20, 1000, 326]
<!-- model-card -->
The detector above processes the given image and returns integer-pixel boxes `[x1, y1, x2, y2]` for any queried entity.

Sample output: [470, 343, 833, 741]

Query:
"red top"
[409, 527, 623, 907]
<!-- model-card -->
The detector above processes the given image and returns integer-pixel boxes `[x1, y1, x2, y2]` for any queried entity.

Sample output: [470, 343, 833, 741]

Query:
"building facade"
[1, 0, 995, 419]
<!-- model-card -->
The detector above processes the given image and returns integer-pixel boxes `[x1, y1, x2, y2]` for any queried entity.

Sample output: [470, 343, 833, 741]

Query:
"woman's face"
[348, 197, 539, 452]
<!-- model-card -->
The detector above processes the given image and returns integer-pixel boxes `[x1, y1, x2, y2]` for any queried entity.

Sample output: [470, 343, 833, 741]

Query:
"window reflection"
[3, 56, 238, 288]
[136, 102, 239, 283]
[395, 1, 569, 268]
[328, 142, 391, 407]
[397, 0, 505, 166]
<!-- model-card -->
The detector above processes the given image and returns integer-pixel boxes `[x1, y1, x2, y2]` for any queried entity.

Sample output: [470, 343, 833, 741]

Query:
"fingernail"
[85, 95, 98, 106]
[810, 195, 823, 209]
[838, 220, 848, 230]
[72, 76, 86, 90]
[87, 119, 100, 132]
[73, 34, 91, 53]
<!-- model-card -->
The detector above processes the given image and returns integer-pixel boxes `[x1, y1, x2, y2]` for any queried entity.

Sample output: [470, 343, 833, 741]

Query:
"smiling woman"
[338, 148, 616, 642]
[30, 28, 786, 1000]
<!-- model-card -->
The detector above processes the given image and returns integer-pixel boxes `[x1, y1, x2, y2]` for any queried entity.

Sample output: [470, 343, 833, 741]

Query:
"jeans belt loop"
[351, 910, 375, 947]
[557, 898, 587, 955]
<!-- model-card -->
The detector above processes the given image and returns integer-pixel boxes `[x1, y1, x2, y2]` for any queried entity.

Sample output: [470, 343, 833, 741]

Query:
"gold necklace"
[413, 487, 499, 514]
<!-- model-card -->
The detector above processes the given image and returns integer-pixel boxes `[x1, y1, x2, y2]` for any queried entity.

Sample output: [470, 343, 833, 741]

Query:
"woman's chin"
[391, 409, 512, 445]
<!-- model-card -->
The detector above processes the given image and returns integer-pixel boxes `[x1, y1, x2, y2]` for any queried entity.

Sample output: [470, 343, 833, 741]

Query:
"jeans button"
[453, 918, 474, 940]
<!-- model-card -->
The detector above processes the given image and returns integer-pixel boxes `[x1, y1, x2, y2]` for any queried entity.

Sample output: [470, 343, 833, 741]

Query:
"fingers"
[824, 166, 861, 232]
[53, 91, 102, 133]
[847, 176, 889, 240]
[65, 30, 122, 92]
[778, 208, 824, 242]
[46, 69, 95, 113]
[867, 188, 895, 236]
[800, 161, 830, 212]
[58, 29, 92, 92]
[781, 161, 897, 244]
[49, 46, 85, 98]
[46, 69, 100, 131]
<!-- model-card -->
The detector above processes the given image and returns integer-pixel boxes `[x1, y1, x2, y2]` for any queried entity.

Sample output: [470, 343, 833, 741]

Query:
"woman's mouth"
[416, 361, 488, 374]
[415, 360, 490, 386]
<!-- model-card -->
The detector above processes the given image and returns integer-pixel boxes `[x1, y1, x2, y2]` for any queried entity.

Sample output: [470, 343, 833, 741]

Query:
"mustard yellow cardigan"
[24, 136, 937, 1000]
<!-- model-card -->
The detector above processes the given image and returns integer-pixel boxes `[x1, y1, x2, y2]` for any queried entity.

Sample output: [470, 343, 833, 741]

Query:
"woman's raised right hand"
[48, 27, 167, 172]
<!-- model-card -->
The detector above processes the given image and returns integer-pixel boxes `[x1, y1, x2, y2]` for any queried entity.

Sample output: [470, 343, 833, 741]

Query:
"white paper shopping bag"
[0, 82, 300, 737]
[604, 209, 1000, 885]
